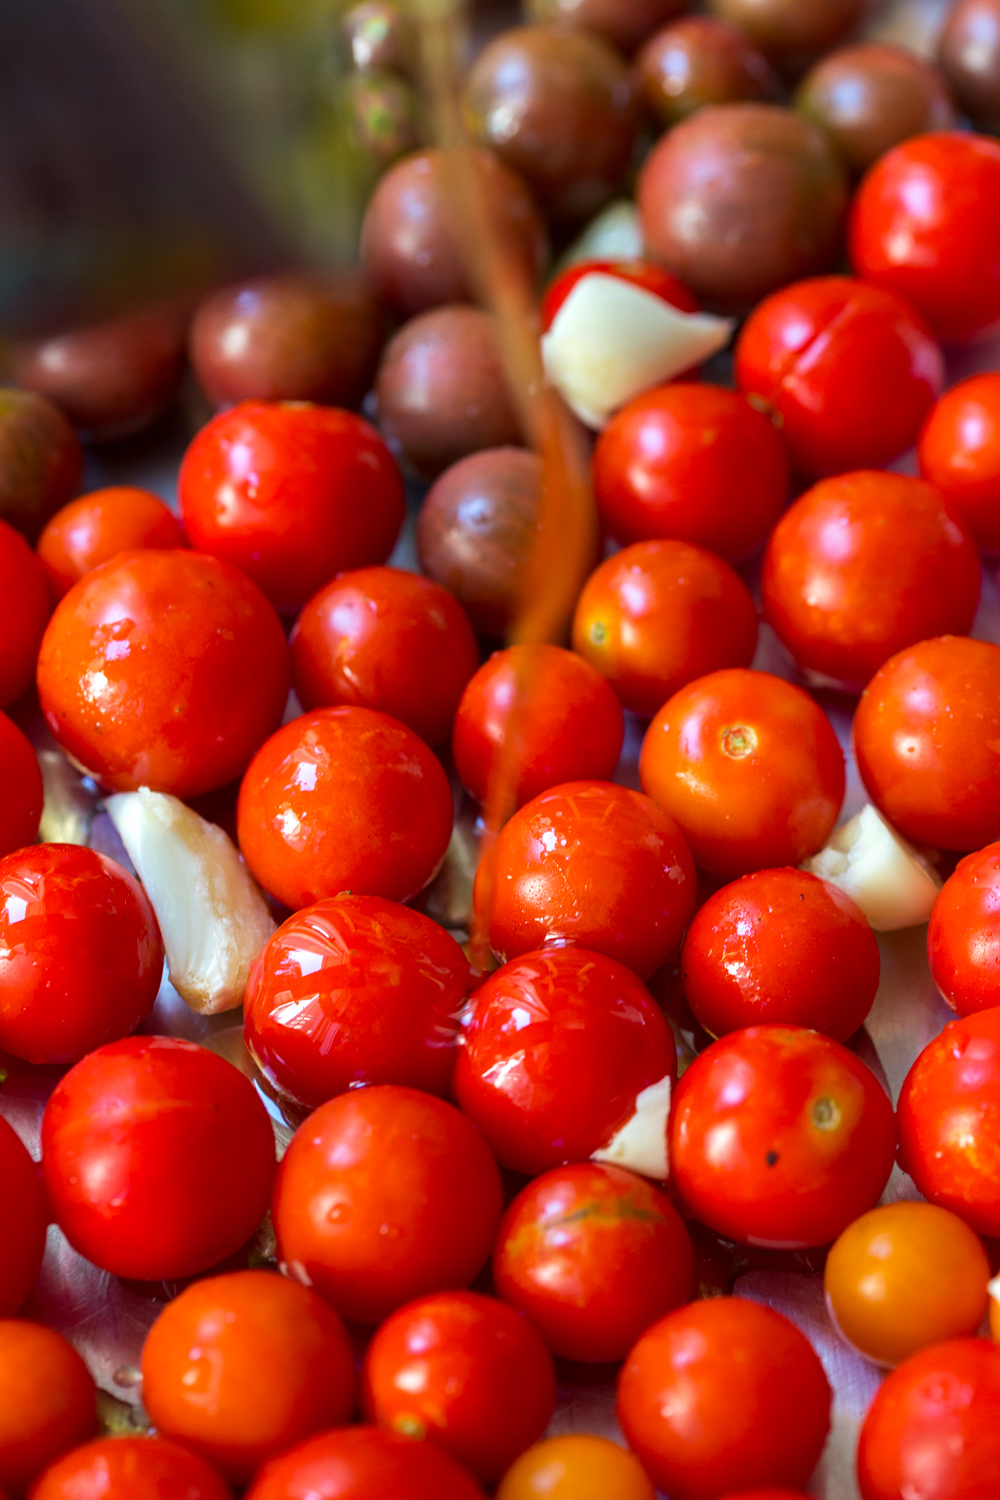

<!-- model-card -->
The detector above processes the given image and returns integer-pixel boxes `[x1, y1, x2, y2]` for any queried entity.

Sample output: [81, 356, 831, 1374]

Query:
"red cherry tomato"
[362, 1290, 555, 1483]
[493, 1161, 693, 1363]
[640, 669, 845, 878]
[141, 1269, 355, 1484]
[762, 470, 979, 687]
[29, 1436, 231, 1500]
[735, 276, 944, 476]
[452, 645, 624, 808]
[237, 706, 453, 910]
[244, 893, 471, 1107]
[854, 635, 1000, 850]
[541, 261, 699, 332]
[480, 781, 695, 980]
[669, 1026, 896, 1248]
[41, 1035, 276, 1281]
[271, 1085, 503, 1324]
[681, 867, 880, 1040]
[36, 549, 289, 798]
[245, 1427, 485, 1500]
[0, 1320, 97, 1494]
[849, 131, 1000, 343]
[718, 1494, 811, 1500]
[0, 516, 50, 708]
[454, 947, 676, 1176]
[897, 1007, 1000, 1236]
[919, 372, 1000, 549]
[572, 539, 759, 717]
[929, 842, 1000, 1017]
[37, 486, 184, 600]
[617, 1298, 832, 1500]
[0, 712, 42, 858]
[179, 401, 405, 614]
[857, 1338, 1000, 1500]
[290, 566, 478, 746]
[0, 844, 163, 1065]
[0, 1117, 46, 1316]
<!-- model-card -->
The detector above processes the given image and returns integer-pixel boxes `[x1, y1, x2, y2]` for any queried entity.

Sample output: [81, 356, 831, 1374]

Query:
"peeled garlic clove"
[106, 787, 275, 1014]
[803, 803, 941, 932]
[541, 272, 734, 429]
[560, 200, 645, 268]
[591, 1073, 672, 1181]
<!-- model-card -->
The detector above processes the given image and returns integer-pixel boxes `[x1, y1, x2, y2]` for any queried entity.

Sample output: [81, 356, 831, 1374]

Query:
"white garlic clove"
[591, 1073, 672, 1181]
[559, 200, 646, 268]
[106, 787, 276, 1015]
[803, 803, 941, 932]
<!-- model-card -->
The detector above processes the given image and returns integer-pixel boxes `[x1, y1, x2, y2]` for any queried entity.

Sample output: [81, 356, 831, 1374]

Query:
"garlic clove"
[106, 787, 275, 1014]
[803, 803, 941, 932]
[591, 1073, 672, 1181]
[560, 200, 645, 268]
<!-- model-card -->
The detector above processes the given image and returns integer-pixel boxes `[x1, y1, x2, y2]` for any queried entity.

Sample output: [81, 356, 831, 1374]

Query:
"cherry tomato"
[454, 947, 676, 1175]
[717, 1494, 811, 1500]
[452, 645, 624, 808]
[245, 1427, 485, 1500]
[493, 1162, 693, 1363]
[179, 401, 405, 614]
[497, 1434, 656, 1500]
[36, 549, 289, 798]
[825, 1201, 990, 1367]
[591, 384, 788, 559]
[572, 540, 759, 717]
[849, 131, 1000, 343]
[362, 1290, 555, 1483]
[480, 781, 695, 980]
[41, 1035, 276, 1281]
[853, 636, 1000, 850]
[272, 1085, 503, 1324]
[141, 1269, 355, 1483]
[928, 841, 1000, 1016]
[762, 471, 980, 687]
[919, 372, 1000, 549]
[735, 277, 944, 476]
[244, 893, 471, 1107]
[640, 669, 845, 878]
[29, 1436, 231, 1500]
[0, 1117, 46, 1316]
[670, 1026, 896, 1248]
[856, 1338, 1000, 1500]
[541, 261, 699, 331]
[236, 706, 453, 911]
[681, 867, 880, 1041]
[0, 844, 162, 1065]
[897, 1006, 1000, 1236]
[0, 712, 42, 858]
[617, 1297, 831, 1499]
[37, 486, 184, 600]
[0, 516, 50, 708]
[290, 566, 478, 746]
[0, 1321, 96, 1494]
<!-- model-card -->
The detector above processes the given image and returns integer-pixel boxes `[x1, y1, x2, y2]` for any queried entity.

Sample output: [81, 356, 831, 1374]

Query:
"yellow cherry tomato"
[497, 1434, 655, 1500]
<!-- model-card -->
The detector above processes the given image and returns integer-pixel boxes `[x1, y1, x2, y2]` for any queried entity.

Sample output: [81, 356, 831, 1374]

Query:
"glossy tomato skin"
[493, 1162, 693, 1363]
[856, 1338, 1000, 1500]
[237, 706, 453, 910]
[854, 636, 1000, 850]
[0, 516, 50, 708]
[762, 471, 980, 687]
[36, 549, 289, 798]
[271, 1085, 503, 1325]
[592, 384, 788, 560]
[452, 645, 624, 808]
[0, 712, 42, 858]
[735, 277, 944, 476]
[541, 261, 699, 332]
[681, 867, 880, 1040]
[617, 1298, 832, 1500]
[0, 1117, 46, 1315]
[497, 1434, 656, 1500]
[244, 1426, 485, 1500]
[919, 371, 1000, 550]
[41, 1036, 276, 1281]
[179, 401, 405, 614]
[29, 1436, 231, 1500]
[0, 1321, 97, 1494]
[641, 669, 845, 878]
[37, 486, 184, 600]
[482, 781, 695, 980]
[454, 947, 676, 1176]
[928, 842, 1000, 1016]
[244, 893, 471, 1106]
[849, 131, 1000, 343]
[362, 1290, 555, 1483]
[670, 1026, 896, 1248]
[0, 844, 163, 1065]
[572, 539, 759, 717]
[897, 1007, 1000, 1236]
